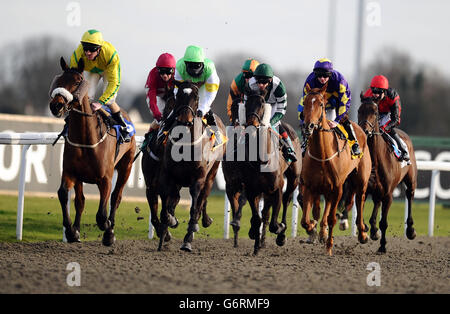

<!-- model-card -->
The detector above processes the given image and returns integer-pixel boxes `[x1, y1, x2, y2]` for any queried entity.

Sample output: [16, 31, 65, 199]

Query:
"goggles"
[158, 67, 174, 75]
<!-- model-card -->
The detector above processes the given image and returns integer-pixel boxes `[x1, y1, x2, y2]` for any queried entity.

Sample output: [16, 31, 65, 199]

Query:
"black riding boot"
[280, 137, 297, 162]
[391, 131, 410, 161]
[112, 111, 131, 143]
[205, 110, 223, 145]
[156, 111, 176, 145]
[300, 128, 308, 157]
[343, 120, 361, 156]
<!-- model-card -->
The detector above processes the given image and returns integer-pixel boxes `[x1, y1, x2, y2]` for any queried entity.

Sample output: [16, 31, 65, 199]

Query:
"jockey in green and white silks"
[157, 45, 222, 144]
[243, 63, 297, 162]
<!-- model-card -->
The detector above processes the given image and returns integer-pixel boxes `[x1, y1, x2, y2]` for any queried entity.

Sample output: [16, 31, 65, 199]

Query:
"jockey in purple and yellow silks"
[70, 29, 130, 142]
[298, 58, 361, 157]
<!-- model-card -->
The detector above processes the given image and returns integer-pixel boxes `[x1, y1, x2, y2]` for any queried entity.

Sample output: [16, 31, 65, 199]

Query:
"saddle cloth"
[101, 105, 136, 142]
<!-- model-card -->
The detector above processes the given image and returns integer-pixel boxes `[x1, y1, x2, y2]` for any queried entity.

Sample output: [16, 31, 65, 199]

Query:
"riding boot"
[343, 120, 361, 156]
[111, 111, 131, 143]
[392, 131, 410, 162]
[206, 110, 223, 146]
[280, 136, 297, 162]
[156, 110, 176, 145]
[300, 128, 308, 157]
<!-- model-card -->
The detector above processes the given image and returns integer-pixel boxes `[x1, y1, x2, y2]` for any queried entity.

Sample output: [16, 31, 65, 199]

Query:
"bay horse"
[300, 83, 371, 255]
[141, 85, 175, 241]
[49, 57, 136, 246]
[343, 94, 416, 253]
[237, 89, 301, 255]
[157, 80, 226, 252]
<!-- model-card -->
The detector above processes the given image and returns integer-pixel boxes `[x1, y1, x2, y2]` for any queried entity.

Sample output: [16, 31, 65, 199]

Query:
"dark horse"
[141, 85, 175, 241]
[157, 80, 226, 252]
[233, 89, 301, 255]
[300, 83, 372, 255]
[49, 57, 136, 246]
[339, 95, 417, 253]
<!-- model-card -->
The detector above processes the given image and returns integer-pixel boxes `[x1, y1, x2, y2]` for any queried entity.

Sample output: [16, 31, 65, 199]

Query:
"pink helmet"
[156, 53, 176, 68]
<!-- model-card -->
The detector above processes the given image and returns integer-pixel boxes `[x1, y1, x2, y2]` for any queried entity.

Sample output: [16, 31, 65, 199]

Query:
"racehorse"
[300, 83, 371, 255]
[157, 80, 226, 252]
[49, 57, 136, 246]
[340, 94, 417, 253]
[141, 85, 175, 241]
[237, 88, 301, 255]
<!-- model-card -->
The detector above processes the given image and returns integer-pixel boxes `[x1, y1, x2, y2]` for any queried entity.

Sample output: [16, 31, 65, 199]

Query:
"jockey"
[245, 63, 297, 162]
[227, 58, 260, 124]
[70, 29, 130, 142]
[157, 45, 222, 144]
[298, 58, 360, 157]
[143, 52, 176, 146]
[363, 75, 410, 161]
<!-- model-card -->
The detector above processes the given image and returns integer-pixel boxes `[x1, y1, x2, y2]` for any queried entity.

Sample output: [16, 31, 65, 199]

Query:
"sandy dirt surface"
[0, 235, 448, 294]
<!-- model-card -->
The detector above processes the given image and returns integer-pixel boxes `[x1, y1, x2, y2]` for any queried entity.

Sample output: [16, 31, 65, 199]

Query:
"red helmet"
[156, 53, 176, 68]
[370, 75, 389, 89]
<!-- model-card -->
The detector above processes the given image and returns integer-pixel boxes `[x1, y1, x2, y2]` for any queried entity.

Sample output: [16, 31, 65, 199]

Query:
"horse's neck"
[309, 125, 335, 157]
[68, 97, 99, 140]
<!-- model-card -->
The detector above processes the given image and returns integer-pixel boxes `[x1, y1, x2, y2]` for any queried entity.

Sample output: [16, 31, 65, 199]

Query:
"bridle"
[358, 100, 382, 138]
[245, 94, 266, 127]
[174, 84, 199, 127]
[302, 91, 328, 136]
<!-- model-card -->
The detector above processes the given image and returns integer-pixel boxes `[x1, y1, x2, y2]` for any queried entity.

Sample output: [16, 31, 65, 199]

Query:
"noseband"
[245, 94, 266, 126]
[303, 92, 326, 136]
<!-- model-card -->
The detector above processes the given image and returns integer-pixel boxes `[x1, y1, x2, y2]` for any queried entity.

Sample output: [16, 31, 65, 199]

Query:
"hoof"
[188, 223, 199, 233]
[167, 214, 179, 228]
[306, 229, 318, 244]
[370, 229, 381, 241]
[364, 223, 370, 232]
[180, 242, 192, 252]
[326, 247, 333, 256]
[406, 228, 416, 240]
[202, 216, 213, 228]
[230, 220, 240, 228]
[339, 219, 349, 231]
[276, 234, 286, 247]
[269, 222, 286, 235]
[248, 227, 259, 240]
[377, 246, 386, 254]
[358, 233, 369, 244]
[164, 231, 172, 242]
[102, 229, 116, 247]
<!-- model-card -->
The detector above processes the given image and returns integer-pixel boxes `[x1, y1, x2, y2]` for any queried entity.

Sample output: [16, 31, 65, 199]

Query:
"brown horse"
[157, 80, 226, 252]
[300, 83, 371, 255]
[236, 89, 301, 255]
[49, 57, 136, 246]
[348, 94, 416, 253]
[141, 85, 175, 241]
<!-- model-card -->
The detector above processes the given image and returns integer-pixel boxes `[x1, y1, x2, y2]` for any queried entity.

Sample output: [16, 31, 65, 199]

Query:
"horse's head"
[173, 80, 200, 126]
[302, 82, 328, 137]
[49, 57, 84, 118]
[244, 88, 268, 128]
[358, 93, 379, 136]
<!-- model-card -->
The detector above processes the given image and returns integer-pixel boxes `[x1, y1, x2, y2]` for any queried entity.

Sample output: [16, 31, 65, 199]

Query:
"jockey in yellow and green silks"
[70, 29, 130, 142]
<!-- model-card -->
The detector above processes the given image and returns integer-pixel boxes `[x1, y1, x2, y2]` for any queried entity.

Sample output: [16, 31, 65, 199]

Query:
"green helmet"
[242, 58, 260, 74]
[254, 63, 273, 78]
[183, 45, 205, 63]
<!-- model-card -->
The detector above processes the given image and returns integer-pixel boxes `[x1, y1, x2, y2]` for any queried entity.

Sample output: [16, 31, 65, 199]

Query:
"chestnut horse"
[157, 80, 226, 252]
[236, 89, 301, 255]
[300, 83, 371, 255]
[49, 57, 136, 246]
[141, 85, 175, 241]
[343, 95, 416, 253]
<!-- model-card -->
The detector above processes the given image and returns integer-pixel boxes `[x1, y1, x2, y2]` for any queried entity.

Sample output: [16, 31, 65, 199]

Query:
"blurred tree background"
[1, 36, 449, 137]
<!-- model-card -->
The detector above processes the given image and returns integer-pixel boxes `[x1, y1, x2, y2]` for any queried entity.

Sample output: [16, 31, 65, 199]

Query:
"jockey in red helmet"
[363, 75, 410, 161]
[142, 52, 176, 147]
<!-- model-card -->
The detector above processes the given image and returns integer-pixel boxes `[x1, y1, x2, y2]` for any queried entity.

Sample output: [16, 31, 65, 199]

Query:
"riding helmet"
[81, 29, 104, 47]
[370, 75, 389, 90]
[156, 53, 176, 68]
[254, 63, 274, 78]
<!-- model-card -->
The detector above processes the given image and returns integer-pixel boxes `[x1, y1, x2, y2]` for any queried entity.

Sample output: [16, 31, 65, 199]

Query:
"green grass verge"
[0, 194, 449, 242]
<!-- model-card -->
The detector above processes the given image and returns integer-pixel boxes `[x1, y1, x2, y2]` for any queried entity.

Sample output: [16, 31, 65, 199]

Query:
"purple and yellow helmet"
[313, 58, 333, 73]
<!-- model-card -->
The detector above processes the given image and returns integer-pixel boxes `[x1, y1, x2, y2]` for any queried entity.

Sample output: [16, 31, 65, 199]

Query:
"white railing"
[1, 131, 449, 241]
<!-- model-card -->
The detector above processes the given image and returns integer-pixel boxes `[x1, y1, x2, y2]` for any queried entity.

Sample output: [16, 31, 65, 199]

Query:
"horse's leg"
[199, 166, 218, 228]
[300, 187, 316, 236]
[260, 197, 271, 249]
[247, 192, 262, 255]
[326, 189, 342, 256]
[369, 195, 382, 240]
[96, 176, 112, 233]
[58, 174, 77, 242]
[72, 180, 85, 242]
[319, 196, 331, 244]
[378, 195, 392, 253]
[269, 188, 284, 235]
[339, 191, 355, 231]
[158, 182, 180, 251]
[228, 187, 243, 248]
[403, 175, 417, 240]
[180, 180, 205, 252]
[305, 197, 321, 244]
[277, 176, 298, 246]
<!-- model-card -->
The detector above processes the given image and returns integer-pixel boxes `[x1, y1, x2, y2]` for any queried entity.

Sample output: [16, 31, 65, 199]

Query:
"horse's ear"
[76, 58, 84, 73]
[360, 91, 365, 101]
[320, 81, 328, 94]
[173, 79, 182, 88]
[60, 57, 69, 71]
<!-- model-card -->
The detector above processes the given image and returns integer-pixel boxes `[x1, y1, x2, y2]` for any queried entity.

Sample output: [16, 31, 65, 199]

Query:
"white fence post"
[16, 144, 30, 241]
[223, 197, 230, 239]
[291, 188, 299, 238]
[428, 169, 439, 236]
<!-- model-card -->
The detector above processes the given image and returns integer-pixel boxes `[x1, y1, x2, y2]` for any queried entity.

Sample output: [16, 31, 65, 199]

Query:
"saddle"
[328, 121, 359, 158]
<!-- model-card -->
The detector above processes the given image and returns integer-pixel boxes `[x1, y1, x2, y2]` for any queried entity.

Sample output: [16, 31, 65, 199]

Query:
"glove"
[196, 110, 203, 118]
